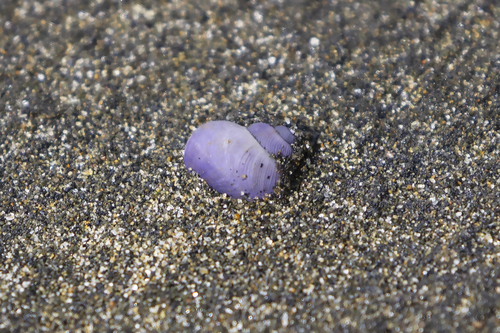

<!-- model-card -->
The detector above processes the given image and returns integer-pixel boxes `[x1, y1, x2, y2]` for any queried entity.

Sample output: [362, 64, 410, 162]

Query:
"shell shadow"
[279, 123, 321, 197]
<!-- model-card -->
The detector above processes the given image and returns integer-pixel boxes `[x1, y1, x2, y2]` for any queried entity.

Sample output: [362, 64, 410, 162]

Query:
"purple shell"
[184, 121, 294, 199]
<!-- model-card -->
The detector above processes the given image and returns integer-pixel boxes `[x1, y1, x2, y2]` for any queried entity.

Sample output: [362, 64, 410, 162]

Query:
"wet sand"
[1, 1, 499, 332]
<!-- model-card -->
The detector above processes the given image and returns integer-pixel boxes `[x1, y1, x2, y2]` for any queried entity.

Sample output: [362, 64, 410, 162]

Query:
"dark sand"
[1, 0, 499, 332]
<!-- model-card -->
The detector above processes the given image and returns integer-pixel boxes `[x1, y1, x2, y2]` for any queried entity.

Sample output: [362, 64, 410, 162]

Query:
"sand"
[1, 0, 499, 332]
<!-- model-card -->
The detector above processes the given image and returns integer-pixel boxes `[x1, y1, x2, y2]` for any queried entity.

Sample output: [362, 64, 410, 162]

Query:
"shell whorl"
[247, 123, 294, 157]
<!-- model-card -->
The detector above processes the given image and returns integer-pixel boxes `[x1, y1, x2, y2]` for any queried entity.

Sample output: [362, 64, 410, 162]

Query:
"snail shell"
[184, 121, 294, 199]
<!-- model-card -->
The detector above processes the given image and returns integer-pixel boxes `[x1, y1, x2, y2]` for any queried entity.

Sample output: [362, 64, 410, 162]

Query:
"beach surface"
[1, 0, 499, 332]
